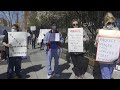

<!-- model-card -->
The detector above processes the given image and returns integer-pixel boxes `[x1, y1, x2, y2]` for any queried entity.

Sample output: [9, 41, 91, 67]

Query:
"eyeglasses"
[107, 22, 114, 25]
[72, 24, 78, 26]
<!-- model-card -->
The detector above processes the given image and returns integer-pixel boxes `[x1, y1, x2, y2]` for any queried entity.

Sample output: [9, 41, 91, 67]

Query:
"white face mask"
[11, 29, 17, 32]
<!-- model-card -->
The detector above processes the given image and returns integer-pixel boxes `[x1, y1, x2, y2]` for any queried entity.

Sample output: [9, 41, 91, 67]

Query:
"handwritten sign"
[8, 32, 27, 57]
[30, 26, 36, 31]
[49, 33, 60, 41]
[68, 28, 83, 52]
[37, 29, 51, 43]
[96, 29, 120, 62]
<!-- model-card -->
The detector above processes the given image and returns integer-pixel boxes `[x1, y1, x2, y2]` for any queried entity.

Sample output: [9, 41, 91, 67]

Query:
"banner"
[96, 29, 120, 62]
[8, 32, 27, 57]
[37, 29, 51, 43]
[30, 26, 36, 31]
[68, 28, 83, 52]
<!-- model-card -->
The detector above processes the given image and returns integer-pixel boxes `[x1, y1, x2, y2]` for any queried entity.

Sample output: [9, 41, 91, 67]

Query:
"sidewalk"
[0, 45, 119, 79]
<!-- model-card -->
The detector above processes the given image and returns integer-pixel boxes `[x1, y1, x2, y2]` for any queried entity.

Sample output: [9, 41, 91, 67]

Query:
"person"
[65, 19, 89, 79]
[94, 12, 119, 79]
[27, 28, 31, 49]
[2, 24, 23, 79]
[40, 34, 45, 50]
[1, 29, 7, 61]
[43, 23, 64, 79]
[93, 29, 102, 79]
[31, 32, 36, 49]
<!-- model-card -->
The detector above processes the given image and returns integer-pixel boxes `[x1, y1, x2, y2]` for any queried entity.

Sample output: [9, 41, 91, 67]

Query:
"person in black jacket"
[3, 24, 22, 79]
[65, 19, 89, 79]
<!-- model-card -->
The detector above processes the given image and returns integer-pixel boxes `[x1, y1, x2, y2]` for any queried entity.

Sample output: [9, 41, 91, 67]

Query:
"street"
[0, 44, 120, 79]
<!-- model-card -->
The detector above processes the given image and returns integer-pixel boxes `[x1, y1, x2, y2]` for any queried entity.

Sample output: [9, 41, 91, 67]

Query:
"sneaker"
[47, 74, 52, 79]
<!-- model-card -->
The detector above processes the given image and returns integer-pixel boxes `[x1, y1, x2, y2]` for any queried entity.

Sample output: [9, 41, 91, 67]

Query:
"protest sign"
[96, 29, 120, 62]
[8, 32, 27, 57]
[68, 28, 83, 52]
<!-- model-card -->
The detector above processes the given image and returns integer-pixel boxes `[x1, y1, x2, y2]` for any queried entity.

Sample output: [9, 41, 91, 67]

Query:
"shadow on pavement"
[21, 64, 45, 79]
[51, 62, 72, 79]
[0, 72, 7, 79]
[0, 64, 45, 79]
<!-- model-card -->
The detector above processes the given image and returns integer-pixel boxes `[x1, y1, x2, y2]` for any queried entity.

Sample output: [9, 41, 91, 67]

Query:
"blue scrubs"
[44, 31, 64, 75]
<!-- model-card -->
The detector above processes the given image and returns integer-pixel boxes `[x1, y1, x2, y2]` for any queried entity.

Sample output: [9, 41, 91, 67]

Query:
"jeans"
[46, 49, 60, 75]
[7, 57, 22, 78]
[100, 63, 114, 79]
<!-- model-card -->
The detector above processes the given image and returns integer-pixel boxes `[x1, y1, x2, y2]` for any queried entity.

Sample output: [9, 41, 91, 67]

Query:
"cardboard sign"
[96, 29, 120, 62]
[8, 32, 27, 57]
[68, 28, 83, 52]
[37, 29, 51, 43]
[30, 26, 36, 31]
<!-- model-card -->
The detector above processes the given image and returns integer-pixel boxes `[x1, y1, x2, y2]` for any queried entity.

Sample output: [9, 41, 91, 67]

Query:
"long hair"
[104, 12, 115, 27]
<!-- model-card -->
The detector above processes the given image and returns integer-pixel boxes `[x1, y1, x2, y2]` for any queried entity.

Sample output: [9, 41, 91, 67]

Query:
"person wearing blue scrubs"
[95, 12, 119, 79]
[43, 24, 64, 79]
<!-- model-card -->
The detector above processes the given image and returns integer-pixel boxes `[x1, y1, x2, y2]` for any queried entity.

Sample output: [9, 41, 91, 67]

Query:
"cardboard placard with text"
[96, 29, 120, 62]
[8, 32, 27, 57]
[68, 28, 83, 52]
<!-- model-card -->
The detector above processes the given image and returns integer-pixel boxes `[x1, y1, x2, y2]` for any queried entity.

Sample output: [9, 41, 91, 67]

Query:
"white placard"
[30, 26, 36, 31]
[96, 29, 120, 62]
[68, 28, 83, 52]
[37, 29, 51, 43]
[8, 32, 27, 57]
[49, 33, 60, 41]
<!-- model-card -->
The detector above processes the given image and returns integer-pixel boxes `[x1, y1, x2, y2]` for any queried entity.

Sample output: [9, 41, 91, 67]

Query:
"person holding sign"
[2, 24, 23, 79]
[43, 23, 64, 79]
[66, 19, 89, 79]
[95, 12, 119, 79]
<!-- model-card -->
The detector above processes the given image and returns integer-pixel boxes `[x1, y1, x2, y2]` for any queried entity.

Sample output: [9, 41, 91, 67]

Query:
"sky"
[0, 11, 23, 27]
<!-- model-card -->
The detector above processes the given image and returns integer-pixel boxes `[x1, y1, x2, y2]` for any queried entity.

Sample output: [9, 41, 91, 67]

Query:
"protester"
[31, 32, 36, 49]
[27, 28, 31, 49]
[94, 12, 119, 79]
[43, 23, 64, 79]
[2, 24, 23, 79]
[65, 19, 89, 79]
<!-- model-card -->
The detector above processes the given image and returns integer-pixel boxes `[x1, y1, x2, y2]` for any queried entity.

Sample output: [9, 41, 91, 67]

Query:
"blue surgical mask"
[107, 24, 114, 30]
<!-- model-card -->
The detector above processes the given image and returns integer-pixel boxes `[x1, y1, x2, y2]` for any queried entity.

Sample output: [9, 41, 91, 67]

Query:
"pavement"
[0, 44, 120, 79]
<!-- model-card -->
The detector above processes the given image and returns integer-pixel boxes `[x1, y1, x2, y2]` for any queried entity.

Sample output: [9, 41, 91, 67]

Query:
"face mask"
[106, 24, 114, 30]
[11, 29, 17, 32]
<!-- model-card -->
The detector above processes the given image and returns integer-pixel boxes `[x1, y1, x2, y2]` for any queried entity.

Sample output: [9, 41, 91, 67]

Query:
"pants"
[27, 37, 30, 45]
[7, 57, 22, 78]
[40, 39, 43, 48]
[32, 39, 35, 49]
[1, 50, 6, 60]
[93, 61, 102, 79]
[70, 54, 88, 77]
[100, 63, 114, 79]
[47, 49, 60, 75]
